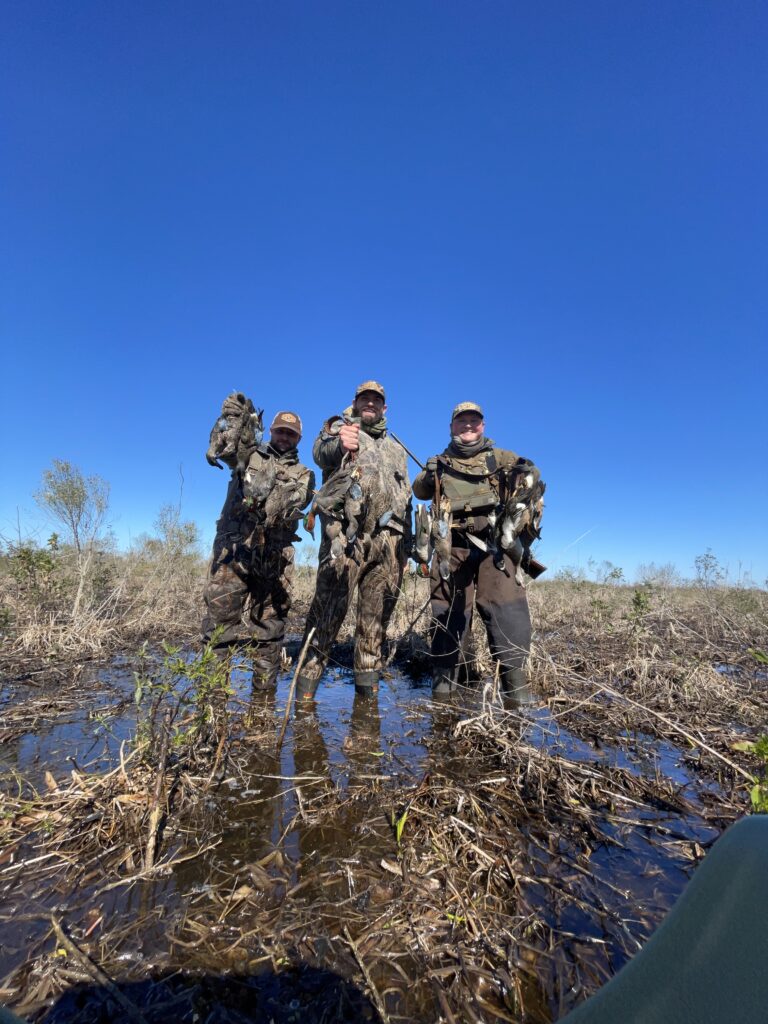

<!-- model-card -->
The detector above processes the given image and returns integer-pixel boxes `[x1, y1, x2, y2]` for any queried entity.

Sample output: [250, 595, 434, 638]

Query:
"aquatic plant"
[133, 631, 232, 756]
[732, 735, 768, 813]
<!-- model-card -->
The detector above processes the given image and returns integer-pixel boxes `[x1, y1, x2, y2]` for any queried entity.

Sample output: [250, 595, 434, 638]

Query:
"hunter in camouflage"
[202, 395, 315, 689]
[296, 381, 412, 700]
[412, 401, 545, 705]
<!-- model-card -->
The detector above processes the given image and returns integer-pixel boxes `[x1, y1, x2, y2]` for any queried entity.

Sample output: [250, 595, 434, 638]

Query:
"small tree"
[553, 565, 587, 585]
[588, 558, 624, 584]
[636, 561, 682, 588]
[694, 549, 724, 589]
[154, 503, 200, 564]
[35, 459, 110, 618]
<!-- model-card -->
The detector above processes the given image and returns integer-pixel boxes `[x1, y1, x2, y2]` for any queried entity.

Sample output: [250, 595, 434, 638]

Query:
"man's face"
[451, 412, 484, 444]
[270, 426, 300, 452]
[353, 390, 387, 425]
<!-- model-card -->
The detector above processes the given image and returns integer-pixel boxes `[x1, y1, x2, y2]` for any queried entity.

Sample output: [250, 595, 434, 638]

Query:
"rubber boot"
[251, 656, 279, 692]
[295, 674, 320, 702]
[354, 669, 379, 697]
[432, 667, 459, 699]
[500, 666, 534, 707]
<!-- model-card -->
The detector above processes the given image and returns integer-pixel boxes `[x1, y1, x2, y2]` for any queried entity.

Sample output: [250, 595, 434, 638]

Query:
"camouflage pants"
[300, 529, 405, 683]
[430, 544, 531, 675]
[202, 527, 295, 685]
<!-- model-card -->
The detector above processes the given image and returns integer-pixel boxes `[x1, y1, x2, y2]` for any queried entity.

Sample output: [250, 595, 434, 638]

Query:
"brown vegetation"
[1, 570, 766, 1021]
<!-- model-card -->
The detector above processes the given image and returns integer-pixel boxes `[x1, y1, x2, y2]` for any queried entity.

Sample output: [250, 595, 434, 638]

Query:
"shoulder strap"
[436, 453, 495, 479]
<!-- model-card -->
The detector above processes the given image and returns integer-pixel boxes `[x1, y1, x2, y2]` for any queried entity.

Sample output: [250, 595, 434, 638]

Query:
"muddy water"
[0, 652, 725, 1019]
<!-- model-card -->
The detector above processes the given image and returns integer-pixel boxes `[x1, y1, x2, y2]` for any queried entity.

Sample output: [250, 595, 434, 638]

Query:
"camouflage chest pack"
[436, 449, 508, 516]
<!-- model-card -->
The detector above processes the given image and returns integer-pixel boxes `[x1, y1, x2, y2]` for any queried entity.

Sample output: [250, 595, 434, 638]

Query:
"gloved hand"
[424, 456, 438, 481]
[221, 392, 253, 420]
[207, 393, 259, 469]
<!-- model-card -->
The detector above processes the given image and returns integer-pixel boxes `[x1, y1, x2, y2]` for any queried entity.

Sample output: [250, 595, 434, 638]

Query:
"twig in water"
[144, 710, 171, 870]
[343, 925, 391, 1024]
[50, 916, 149, 1024]
[205, 728, 228, 791]
[276, 626, 315, 754]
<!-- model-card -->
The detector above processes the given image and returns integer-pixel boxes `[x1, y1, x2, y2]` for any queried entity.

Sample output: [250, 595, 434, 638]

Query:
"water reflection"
[0, 663, 136, 789]
[289, 691, 391, 885]
[1, 654, 736, 1024]
[346, 692, 383, 777]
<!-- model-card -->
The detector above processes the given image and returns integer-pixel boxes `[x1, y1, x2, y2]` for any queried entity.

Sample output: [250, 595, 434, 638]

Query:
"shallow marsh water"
[0, 650, 736, 1021]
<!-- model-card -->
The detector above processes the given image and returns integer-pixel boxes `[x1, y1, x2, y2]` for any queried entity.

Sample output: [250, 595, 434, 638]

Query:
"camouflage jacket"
[313, 413, 411, 538]
[214, 445, 315, 544]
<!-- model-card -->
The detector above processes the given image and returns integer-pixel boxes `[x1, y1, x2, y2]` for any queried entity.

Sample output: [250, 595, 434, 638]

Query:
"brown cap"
[451, 401, 484, 420]
[354, 380, 386, 401]
[270, 410, 302, 436]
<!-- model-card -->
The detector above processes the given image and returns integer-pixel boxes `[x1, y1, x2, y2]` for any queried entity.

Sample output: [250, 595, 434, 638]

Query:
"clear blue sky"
[1, 1, 766, 583]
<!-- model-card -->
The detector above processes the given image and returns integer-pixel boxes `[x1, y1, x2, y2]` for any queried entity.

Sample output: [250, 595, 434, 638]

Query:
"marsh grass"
[0, 541, 206, 660]
[1, 569, 767, 1022]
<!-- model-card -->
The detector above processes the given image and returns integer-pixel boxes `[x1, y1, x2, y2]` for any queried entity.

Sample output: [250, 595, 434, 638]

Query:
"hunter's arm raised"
[412, 456, 438, 501]
[312, 416, 345, 472]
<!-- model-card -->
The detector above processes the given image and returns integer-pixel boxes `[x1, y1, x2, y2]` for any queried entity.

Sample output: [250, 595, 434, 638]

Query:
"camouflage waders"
[202, 527, 296, 687]
[299, 530, 405, 696]
[296, 405, 411, 701]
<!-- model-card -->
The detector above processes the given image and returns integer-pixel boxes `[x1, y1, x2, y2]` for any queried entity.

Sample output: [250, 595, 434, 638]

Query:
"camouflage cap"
[451, 401, 484, 420]
[354, 380, 386, 401]
[270, 410, 302, 435]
